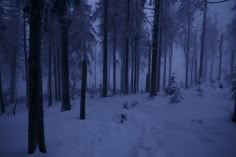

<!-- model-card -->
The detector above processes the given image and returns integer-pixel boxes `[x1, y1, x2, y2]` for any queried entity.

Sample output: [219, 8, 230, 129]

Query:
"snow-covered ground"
[1, 86, 236, 157]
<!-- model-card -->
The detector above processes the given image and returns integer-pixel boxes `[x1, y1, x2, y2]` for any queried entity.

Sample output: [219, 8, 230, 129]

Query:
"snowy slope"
[0, 87, 236, 157]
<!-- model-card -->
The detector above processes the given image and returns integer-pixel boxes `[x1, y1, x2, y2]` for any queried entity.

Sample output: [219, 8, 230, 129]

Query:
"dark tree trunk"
[113, 24, 117, 95]
[80, 57, 87, 120]
[23, 10, 29, 108]
[48, 17, 52, 107]
[57, 49, 61, 101]
[53, 53, 58, 100]
[199, 0, 207, 83]
[209, 51, 215, 82]
[150, 0, 161, 97]
[232, 88, 236, 123]
[28, 0, 46, 153]
[168, 40, 173, 80]
[163, 35, 167, 90]
[60, 19, 70, 111]
[231, 50, 235, 75]
[0, 65, 5, 114]
[124, 0, 131, 95]
[102, 0, 108, 97]
[9, 49, 17, 104]
[185, 20, 190, 89]
[147, 43, 152, 92]
[218, 34, 223, 81]
[157, 0, 163, 92]
[194, 31, 198, 85]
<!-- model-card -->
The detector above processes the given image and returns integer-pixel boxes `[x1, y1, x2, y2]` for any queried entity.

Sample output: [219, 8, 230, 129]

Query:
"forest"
[0, 0, 236, 157]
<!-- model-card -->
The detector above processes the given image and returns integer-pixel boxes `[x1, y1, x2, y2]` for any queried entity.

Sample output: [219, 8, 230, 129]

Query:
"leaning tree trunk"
[150, 0, 161, 97]
[102, 0, 108, 97]
[0, 65, 5, 114]
[59, 0, 71, 111]
[80, 57, 87, 120]
[28, 0, 46, 153]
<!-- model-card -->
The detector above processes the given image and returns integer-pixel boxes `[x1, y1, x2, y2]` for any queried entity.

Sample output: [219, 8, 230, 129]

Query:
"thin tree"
[218, 34, 224, 81]
[124, 0, 131, 95]
[80, 56, 87, 120]
[28, 0, 46, 153]
[102, 0, 108, 97]
[0, 64, 5, 114]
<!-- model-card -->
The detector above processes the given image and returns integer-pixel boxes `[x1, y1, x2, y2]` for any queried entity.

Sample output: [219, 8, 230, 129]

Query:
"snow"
[0, 87, 236, 157]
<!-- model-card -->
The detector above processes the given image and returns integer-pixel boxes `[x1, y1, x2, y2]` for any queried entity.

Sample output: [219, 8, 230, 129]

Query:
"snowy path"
[0, 88, 236, 157]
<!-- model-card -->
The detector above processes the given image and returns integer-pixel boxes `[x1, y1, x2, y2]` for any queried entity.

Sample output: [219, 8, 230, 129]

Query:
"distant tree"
[28, 0, 46, 154]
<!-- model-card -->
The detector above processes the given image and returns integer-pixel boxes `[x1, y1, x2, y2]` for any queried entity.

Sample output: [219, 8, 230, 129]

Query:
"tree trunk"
[168, 40, 173, 80]
[124, 0, 131, 95]
[218, 34, 223, 81]
[23, 10, 29, 108]
[57, 49, 61, 101]
[102, 0, 108, 97]
[163, 35, 167, 90]
[209, 51, 215, 82]
[80, 57, 87, 120]
[185, 21, 190, 89]
[60, 17, 70, 111]
[112, 24, 117, 95]
[0, 65, 5, 114]
[157, 0, 163, 92]
[9, 49, 17, 104]
[232, 88, 236, 123]
[147, 42, 152, 92]
[53, 53, 58, 100]
[48, 16, 52, 107]
[150, 0, 161, 97]
[28, 0, 46, 153]
[199, 0, 207, 83]
[231, 50, 235, 75]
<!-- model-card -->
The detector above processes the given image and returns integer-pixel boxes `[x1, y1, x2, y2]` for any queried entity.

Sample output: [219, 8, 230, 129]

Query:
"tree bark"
[9, 49, 17, 104]
[102, 0, 108, 97]
[0, 65, 5, 114]
[218, 34, 223, 81]
[28, 0, 46, 153]
[150, 0, 161, 97]
[231, 50, 235, 75]
[199, 0, 207, 83]
[168, 40, 173, 80]
[23, 10, 29, 108]
[163, 35, 167, 90]
[124, 0, 131, 95]
[48, 14, 52, 107]
[80, 57, 87, 120]
[57, 49, 61, 101]
[113, 23, 117, 95]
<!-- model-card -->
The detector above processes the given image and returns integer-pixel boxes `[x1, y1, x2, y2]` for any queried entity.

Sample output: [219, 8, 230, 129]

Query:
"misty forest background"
[0, 0, 236, 154]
